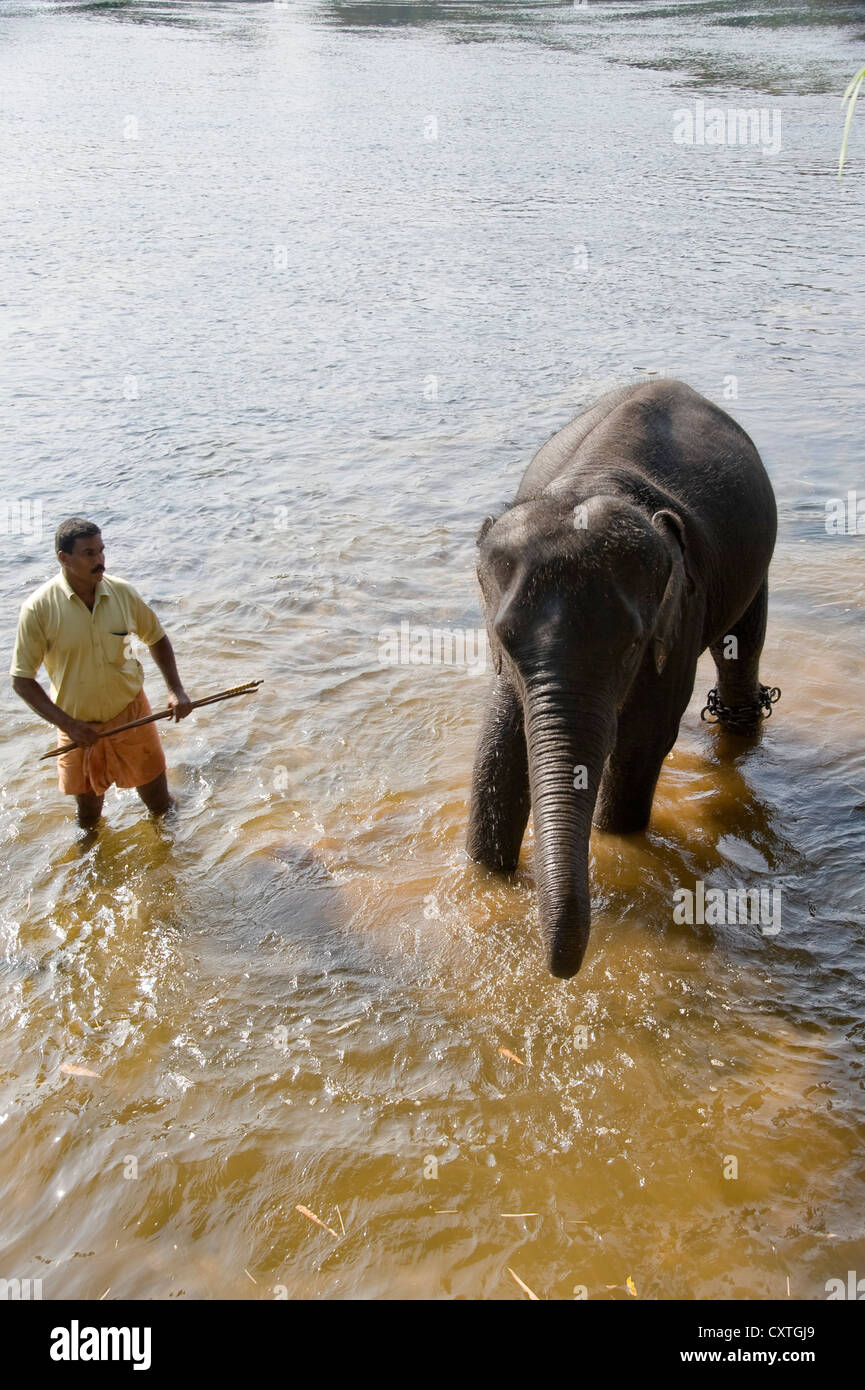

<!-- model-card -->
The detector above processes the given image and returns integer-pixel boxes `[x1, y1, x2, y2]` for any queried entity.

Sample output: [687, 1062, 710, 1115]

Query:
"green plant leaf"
[839, 63, 865, 180]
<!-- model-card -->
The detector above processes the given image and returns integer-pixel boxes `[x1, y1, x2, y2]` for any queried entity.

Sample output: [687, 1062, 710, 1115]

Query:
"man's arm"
[148, 635, 193, 720]
[10, 604, 100, 747]
[11, 677, 101, 747]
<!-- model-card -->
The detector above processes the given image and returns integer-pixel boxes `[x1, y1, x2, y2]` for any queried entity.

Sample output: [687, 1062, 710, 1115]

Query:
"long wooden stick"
[40, 681, 263, 761]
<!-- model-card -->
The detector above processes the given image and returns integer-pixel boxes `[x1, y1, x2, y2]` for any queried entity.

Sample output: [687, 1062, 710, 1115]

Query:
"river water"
[1, 0, 863, 1300]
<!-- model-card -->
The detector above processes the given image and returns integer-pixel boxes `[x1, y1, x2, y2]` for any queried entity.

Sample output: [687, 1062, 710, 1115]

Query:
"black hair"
[55, 518, 101, 555]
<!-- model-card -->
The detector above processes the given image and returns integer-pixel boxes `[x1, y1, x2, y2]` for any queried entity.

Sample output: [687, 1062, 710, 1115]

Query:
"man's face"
[59, 532, 105, 585]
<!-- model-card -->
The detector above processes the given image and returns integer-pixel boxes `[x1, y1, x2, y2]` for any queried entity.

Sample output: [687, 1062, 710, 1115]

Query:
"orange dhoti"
[57, 689, 167, 797]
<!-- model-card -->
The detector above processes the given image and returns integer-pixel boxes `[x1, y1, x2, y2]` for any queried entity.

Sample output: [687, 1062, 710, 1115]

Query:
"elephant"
[466, 379, 778, 979]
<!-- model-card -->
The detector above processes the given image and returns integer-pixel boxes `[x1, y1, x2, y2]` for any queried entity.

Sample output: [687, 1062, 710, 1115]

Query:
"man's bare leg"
[136, 771, 174, 816]
[75, 792, 104, 829]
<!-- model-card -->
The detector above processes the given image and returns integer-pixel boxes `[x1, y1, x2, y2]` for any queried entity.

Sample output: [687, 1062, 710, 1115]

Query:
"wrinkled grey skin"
[466, 380, 777, 979]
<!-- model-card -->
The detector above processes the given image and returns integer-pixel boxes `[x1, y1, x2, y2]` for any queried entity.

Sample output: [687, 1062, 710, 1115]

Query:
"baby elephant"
[466, 379, 778, 979]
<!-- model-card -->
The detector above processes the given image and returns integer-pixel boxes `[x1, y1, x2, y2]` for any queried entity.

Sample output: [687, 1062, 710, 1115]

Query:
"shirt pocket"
[104, 628, 134, 665]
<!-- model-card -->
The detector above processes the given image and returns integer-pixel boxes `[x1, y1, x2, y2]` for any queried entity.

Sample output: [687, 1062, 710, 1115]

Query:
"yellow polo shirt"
[10, 571, 165, 722]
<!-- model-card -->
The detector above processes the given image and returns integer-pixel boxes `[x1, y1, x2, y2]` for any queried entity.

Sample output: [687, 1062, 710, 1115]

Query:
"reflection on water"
[0, 0, 864, 1299]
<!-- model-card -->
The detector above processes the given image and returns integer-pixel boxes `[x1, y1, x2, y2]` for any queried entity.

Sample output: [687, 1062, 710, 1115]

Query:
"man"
[10, 517, 192, 828]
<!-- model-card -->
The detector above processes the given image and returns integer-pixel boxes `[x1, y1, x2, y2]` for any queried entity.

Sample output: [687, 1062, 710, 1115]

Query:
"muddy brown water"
[1, 0, 863, 1299]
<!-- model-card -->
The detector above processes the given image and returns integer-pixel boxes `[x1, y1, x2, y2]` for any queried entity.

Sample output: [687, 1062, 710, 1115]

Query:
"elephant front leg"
[466, 675, 531, 872]
[594, 658, 698, 834]
[594, 729, 675, 834]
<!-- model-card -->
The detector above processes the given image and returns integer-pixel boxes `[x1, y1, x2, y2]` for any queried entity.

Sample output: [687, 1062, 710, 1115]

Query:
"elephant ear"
[650, 509, 688, 676]
[476, 515, 504, 673]
[477, 576, 504, 675]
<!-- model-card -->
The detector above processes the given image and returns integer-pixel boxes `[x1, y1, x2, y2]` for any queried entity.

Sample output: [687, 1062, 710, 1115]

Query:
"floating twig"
[507, 1267, 540, 1300]
[498, 1047, 525, 1066]
[295, 1204, 339, 1239]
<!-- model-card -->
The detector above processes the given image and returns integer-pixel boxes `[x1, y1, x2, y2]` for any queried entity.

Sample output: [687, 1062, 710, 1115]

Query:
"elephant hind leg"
[708, 579, 772, 732]
[466, 676, 530, 872]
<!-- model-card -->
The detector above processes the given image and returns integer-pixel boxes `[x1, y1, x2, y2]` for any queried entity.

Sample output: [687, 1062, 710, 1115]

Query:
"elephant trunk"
[522, 679, 614, 979]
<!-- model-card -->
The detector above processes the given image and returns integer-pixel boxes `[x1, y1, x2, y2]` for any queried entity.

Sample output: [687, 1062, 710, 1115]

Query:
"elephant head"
[475, 493, 689, 978]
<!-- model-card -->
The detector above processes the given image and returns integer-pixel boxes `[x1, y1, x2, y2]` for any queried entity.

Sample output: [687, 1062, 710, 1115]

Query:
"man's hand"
[11, 676, 101, 746]
[148, 638, 191, 721]
[63, 718, 102, 749]
[167, 689, 193, 722]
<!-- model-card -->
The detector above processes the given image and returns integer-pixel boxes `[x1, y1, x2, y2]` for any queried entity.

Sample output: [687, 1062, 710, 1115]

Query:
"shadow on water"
[317, 0, 562, 30]
[45, 0, 274, 35]
[710, 0, 865, 32]
[312, 0, 865, 93]
[612, 0, 865, 94]
[51, 1, 205, 29]
[317, 0, 865, 30]
[38, 0, 865, 95]
[623, 0, 865, 25]
[43, 827, 350, 957]
[221, 842, 353, 966]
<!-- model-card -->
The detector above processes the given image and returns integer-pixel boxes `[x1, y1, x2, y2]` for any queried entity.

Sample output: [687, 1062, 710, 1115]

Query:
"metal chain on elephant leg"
[700, 684, 781, 733]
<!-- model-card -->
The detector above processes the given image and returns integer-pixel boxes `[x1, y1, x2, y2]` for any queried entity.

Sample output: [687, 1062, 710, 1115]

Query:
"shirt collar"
[58, 569, 107, 603]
